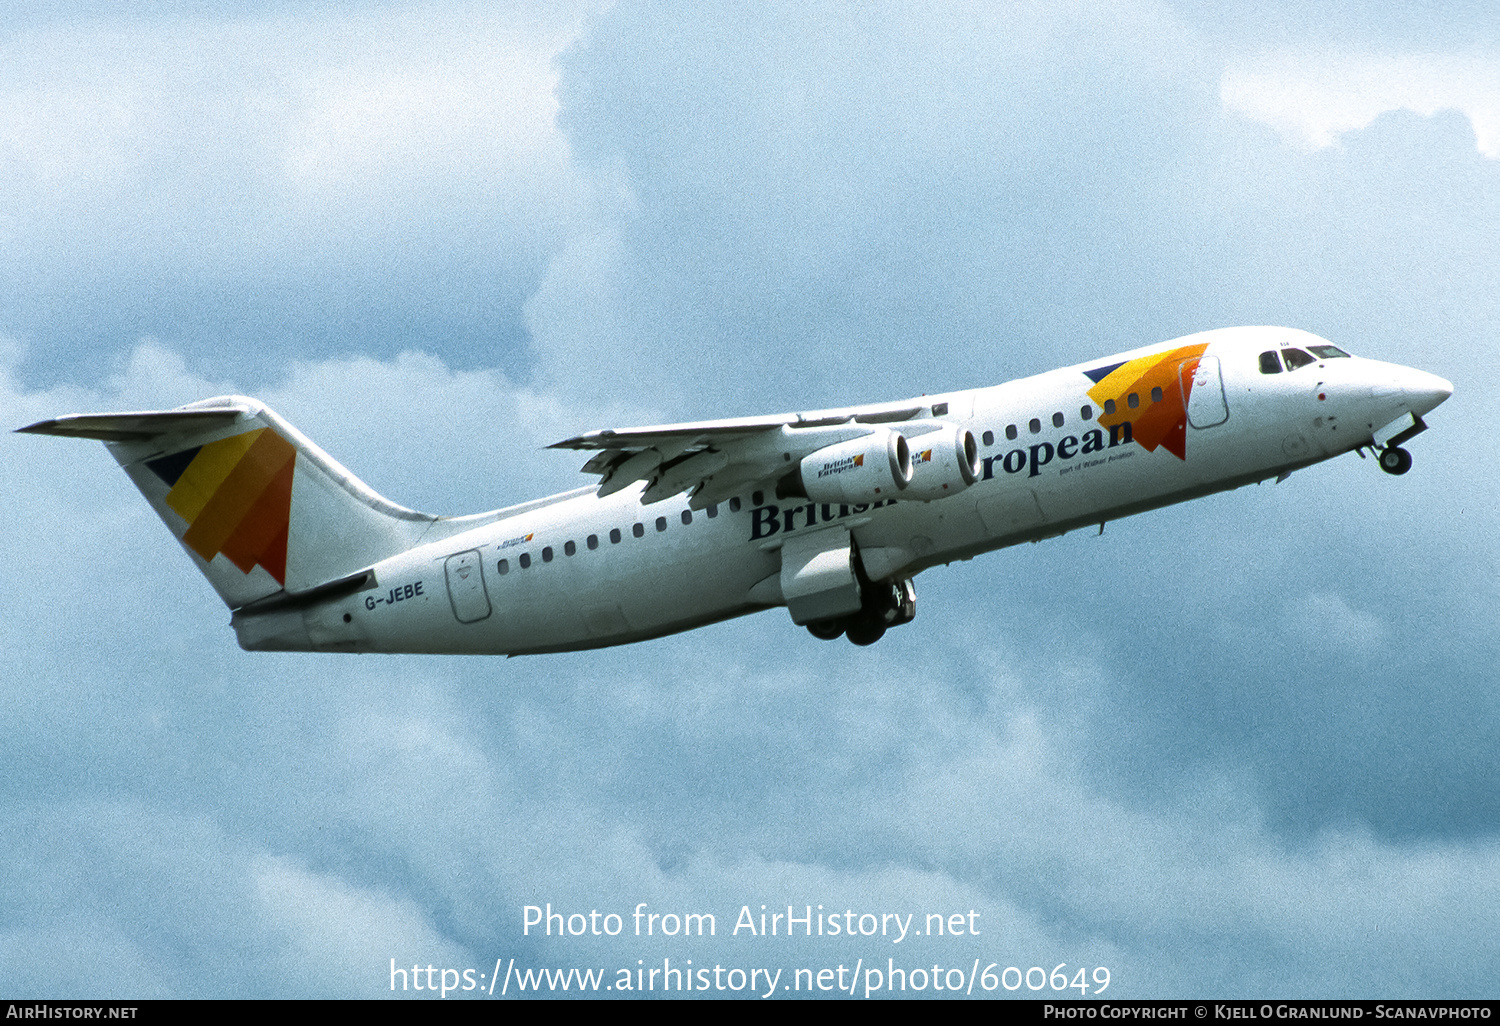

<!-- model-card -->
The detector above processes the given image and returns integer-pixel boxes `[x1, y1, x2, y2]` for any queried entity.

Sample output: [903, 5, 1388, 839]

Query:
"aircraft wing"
[550, 399, 936, 507]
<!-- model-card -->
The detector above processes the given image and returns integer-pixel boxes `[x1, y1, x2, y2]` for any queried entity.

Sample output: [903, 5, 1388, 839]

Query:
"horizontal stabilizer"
[18, 408, 249, 442]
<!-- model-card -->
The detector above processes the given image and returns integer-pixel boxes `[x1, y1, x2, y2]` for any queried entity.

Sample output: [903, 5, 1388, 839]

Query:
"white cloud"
[1222, 52, 1500, 157]
[253, 855, 469, 996]
[283, 45, 563, 191]
[0, 4, 592, 268]
[1282, 591, 1388, 655]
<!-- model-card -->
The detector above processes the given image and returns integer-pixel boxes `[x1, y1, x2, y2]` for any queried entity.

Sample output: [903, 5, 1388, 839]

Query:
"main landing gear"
[1377, 446, 1412, 476]
[807, 577, 916, 646]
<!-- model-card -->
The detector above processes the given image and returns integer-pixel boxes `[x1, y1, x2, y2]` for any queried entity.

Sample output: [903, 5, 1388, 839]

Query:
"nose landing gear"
[1370, 413, 1427, 476]
[1378, 446, 1412, 476]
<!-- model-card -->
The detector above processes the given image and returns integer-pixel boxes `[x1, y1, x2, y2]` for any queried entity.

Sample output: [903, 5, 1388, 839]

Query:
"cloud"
[0, 5, 587, 231]
[1222, 52, 1500, 157]
[253, 854, 469, 997]
[1281, 592, 1388, 656]
[530, 0, 1219, 414]
[5, 0, 1500, 1000]
[0, 3, 593, 382]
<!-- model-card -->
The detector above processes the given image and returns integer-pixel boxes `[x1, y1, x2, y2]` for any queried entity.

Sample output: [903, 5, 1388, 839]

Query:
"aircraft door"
[444, 549, 492, 623]
[1182, 355, 1229, 428]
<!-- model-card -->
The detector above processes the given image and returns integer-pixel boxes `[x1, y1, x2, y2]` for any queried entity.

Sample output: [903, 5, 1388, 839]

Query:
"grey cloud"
[5, 0, 1498, 999]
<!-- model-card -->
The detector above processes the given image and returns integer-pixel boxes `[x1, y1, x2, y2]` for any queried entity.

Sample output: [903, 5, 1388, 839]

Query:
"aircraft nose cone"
[1404, 370, 1454, 415]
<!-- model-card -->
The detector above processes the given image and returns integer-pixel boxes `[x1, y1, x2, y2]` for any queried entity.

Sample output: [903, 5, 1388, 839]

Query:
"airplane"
[18, 326, 1451, 654]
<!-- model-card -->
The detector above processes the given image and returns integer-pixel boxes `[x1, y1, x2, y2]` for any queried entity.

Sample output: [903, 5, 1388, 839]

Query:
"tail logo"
[146, 428, 296, 585]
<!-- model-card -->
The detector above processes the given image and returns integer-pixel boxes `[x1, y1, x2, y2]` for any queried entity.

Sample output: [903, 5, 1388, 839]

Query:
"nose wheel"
[1378, 446, 1412, 476]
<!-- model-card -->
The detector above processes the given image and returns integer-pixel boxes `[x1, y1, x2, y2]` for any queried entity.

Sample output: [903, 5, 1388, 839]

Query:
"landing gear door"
[780, 527, 863, 626]
[444, 550, 492, 623]
[1182, 355, 1228, 428]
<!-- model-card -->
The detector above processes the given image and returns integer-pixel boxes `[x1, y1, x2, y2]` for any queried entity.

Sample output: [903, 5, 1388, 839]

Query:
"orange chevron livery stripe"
[1085, 343, 1209, 460]
[147, 428, 296, 584]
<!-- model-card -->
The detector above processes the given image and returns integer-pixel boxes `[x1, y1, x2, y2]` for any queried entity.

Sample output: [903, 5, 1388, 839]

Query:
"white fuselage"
[245, 327, 1449, 655]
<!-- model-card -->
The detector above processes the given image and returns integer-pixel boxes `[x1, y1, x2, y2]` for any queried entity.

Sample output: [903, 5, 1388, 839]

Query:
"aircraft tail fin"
[18, 396, 442, 609]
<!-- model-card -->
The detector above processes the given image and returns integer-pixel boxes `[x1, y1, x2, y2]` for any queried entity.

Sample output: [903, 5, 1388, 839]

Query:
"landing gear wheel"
[844, 618, 887, 646]
[1378, 446, 1412, 476]
[806, 620, 844, 641]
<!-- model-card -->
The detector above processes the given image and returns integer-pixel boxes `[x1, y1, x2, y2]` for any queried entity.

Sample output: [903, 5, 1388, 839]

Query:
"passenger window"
[519, 553, 532, 569]
[1259, 351, 1283, 374]
[680, 510, 692, 525]
[655, 516, 667, 532]
[706, 504, 718, 518]
[1080, 405, 1093, 420]
[497, 559, 509, 575]
[1028, 418, 1041, 434]
[587, 535, 598, 550]
[1282, 348, 1316, 371]
[729, 497, 741, 513]
[610, 528, 621, 544]
[752, 491, 764, 506]
[1005, 424, 1018, 441]
[1104, 399, 1116, 415]
[542, 546, 553, 563]
[564, 540, 576, 556]
[1127, 393, 1139, 409]
[982, 430, 994, 446]
[1051, 412, 1064, 428]
[632, 523, 644, 538]
[1151, 386, 1163, 403]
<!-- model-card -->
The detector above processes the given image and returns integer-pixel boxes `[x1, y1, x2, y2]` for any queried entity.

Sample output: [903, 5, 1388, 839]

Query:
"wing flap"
[641, 450, 729, 504]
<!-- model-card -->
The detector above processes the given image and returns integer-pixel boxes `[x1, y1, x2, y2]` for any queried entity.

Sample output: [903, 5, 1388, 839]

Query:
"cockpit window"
[1282, 348, 1317, 371]
[1259, 351, 1282, 374]
[1307, 345, 1350, 359]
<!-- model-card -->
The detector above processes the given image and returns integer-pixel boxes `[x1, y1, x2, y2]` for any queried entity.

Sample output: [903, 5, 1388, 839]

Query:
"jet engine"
[903, 424, 980, 500]
[790, 429, 913, 504]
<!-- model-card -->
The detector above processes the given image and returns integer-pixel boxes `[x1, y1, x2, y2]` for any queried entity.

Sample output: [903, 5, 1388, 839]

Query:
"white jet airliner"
[20, 326, 1451, 652]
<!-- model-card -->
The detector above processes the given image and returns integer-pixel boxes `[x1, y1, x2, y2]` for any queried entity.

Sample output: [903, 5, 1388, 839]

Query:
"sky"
[2, 0, 1497, 1000]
